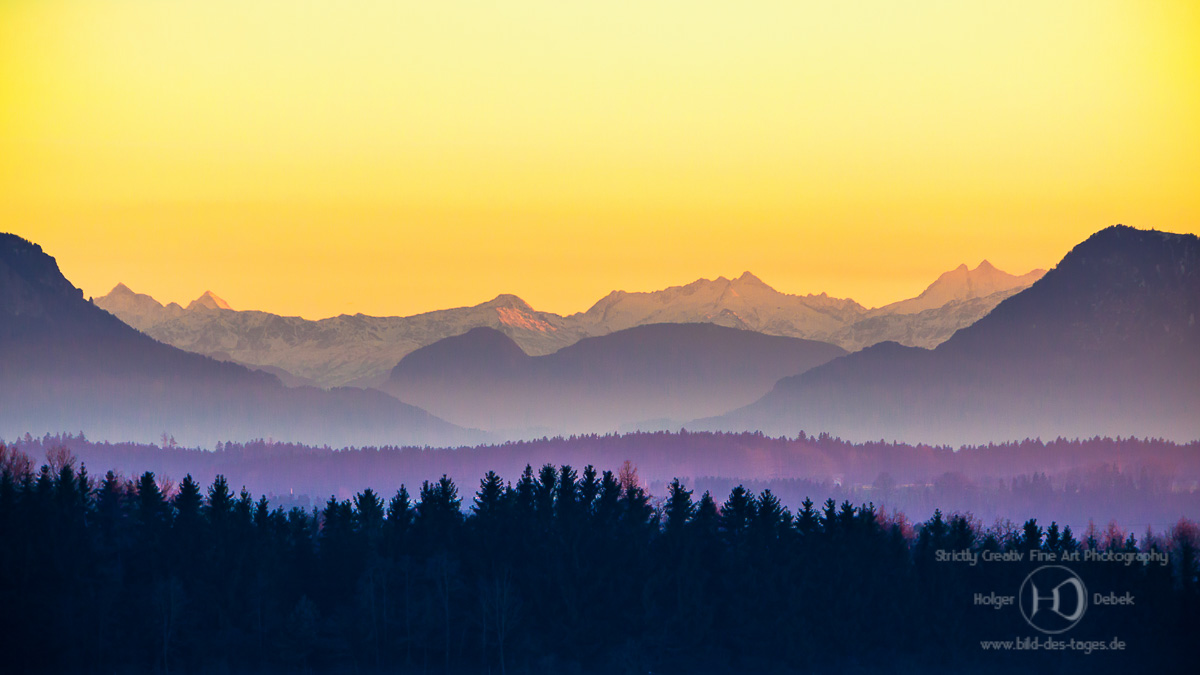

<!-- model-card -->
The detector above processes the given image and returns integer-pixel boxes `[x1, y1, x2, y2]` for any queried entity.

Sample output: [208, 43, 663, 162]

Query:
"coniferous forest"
[1, 445, 1196, 674]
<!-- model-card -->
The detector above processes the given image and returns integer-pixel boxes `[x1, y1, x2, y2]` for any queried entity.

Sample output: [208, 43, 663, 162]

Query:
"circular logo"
[1019, 565, 1088, 634]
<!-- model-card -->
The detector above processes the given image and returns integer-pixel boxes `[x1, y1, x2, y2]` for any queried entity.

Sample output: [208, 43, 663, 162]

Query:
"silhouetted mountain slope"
[383, 323, 845, 436]
[704, 226, 1200, 444]
[941, 227, 1197, 364]
[0, 234, 475, 447]
[392, 326, 533, 381]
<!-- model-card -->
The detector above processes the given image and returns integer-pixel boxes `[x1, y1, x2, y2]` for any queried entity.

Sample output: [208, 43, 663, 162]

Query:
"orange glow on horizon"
[2, 1, 1198, 318]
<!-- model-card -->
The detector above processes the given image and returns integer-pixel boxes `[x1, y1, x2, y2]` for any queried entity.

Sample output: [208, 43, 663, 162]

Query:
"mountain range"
[7, 225, 1191, 448]
[95, 261, 1043, 388]
[702, 225, 1200, 444]
[0, 234, 476, 448]
[381, 323, 846, 436]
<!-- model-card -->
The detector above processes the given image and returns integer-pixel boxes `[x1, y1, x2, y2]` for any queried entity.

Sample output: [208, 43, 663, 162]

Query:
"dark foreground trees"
[0, 444, 1196, 674]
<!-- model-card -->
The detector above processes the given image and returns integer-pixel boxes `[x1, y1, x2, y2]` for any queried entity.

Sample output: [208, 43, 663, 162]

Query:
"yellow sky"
[2, 1, 1198, 318]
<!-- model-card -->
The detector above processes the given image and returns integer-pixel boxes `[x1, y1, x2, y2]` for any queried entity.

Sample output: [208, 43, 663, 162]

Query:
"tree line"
[0, 444, 1196, 674]
[9, 430, 1198, 534]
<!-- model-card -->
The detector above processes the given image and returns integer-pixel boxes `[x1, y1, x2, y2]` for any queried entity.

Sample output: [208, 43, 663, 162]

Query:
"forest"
[1, 443, 1196, 674]
[9, 431, 1199, 533]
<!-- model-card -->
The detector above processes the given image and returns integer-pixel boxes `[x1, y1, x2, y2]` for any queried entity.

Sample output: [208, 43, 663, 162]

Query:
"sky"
[2, 1, 1198, 318]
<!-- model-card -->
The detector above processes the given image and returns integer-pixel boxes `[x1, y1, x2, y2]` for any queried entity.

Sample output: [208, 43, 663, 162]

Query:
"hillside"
[0, 234, 476, 448]
[703, 226, 1200, 444]
[382, 323, 846, 436]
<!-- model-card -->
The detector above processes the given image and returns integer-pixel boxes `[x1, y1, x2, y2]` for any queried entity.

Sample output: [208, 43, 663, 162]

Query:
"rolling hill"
[381, 323, 846, 436]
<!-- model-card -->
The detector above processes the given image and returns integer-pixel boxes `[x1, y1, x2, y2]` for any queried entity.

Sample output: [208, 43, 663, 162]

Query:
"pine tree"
[664, 478, 695, 536]
[619, 476, 654, 532]
[137, 472, 170, 537]
[515, 465, 538, 519]
[820, 498, 839, 535]
[205, 475, 234, 528]
[856, 502, 878, 537]
[693, 490, 718, 535]
[354, 488, 385, 535]
[173, 475, 203, 533]
[95, 470, 127, 543]
[555, 465, 579, 524]
[1045, 521, 1062, 552]
[1060, 524, 1079, 552]
[947, 514, 977, 551]
[837, 501, 857, 534]
[917, 509, 948, 558]
[1020, 518, 1043, 552]
[171, 474, 205, 606]
[417, 475, 463, 550]
[385, 485, 413, 555]
[596, 470, 621, 528]
[472, 471, 507, 523]
[535, 464, 557, 521]
[795, 497, 819, 536]
[752, 489, 788, 543]
[578, 465, 600, 517]
[719, 485, 755, 545]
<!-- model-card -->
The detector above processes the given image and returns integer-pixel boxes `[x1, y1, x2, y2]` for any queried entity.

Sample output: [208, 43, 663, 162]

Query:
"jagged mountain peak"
[100, 282, 163, 305]
[188, 290, 232, 311]
[733, 271, 772, 288]
[481, 293, 534, 312]
[93, 282, 175, 331]
[878, 258, 1045, 315]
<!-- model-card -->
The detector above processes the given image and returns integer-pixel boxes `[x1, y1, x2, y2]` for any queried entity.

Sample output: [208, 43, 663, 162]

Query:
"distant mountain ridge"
[701, 225, 1200, 444]
[382, 323, 846, 436]
[96, 290, 593, 388]
[872, 260, 1044, 315]
[580, 271, 866, 338]
[97, 283, 186, 330]
[0, 233, 476, 448]
[95, 262, 1043, 387]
